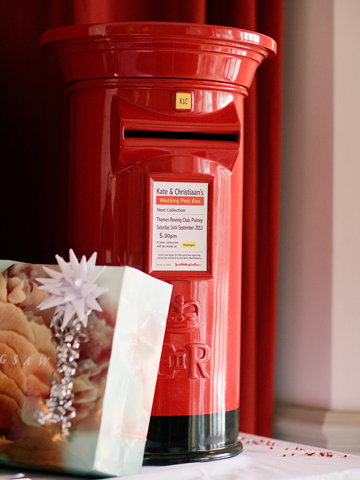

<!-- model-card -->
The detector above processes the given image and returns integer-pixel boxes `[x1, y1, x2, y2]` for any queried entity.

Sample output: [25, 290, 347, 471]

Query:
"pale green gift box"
[0, 261, 172, 476]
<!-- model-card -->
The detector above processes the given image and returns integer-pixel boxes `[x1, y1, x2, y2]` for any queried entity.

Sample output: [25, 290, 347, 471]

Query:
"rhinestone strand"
[37, 312, 88, 438]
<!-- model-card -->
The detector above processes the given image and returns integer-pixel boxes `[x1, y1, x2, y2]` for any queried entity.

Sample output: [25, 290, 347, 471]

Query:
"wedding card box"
[0, 259, 172, 476]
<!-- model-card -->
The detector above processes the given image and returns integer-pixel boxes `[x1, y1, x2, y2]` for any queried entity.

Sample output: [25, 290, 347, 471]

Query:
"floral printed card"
[0, 260, 172, 476]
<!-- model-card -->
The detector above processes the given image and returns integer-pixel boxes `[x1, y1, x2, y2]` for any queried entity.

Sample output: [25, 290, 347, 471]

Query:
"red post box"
[40, 22, 276, 464]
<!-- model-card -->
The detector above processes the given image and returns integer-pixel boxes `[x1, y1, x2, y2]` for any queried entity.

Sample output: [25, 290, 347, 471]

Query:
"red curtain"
[0, 0, 283, 437]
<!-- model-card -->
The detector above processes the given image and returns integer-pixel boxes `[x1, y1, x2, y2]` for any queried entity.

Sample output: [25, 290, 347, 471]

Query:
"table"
[1, 433, 360, 480]
[129, 433, 360, 479]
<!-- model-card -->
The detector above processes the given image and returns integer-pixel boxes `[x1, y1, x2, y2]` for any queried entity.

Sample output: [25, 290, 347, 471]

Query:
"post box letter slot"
[124, 130, 238, 142]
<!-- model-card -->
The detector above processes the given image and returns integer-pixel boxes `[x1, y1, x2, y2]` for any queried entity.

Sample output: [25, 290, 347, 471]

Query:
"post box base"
[143, 442, 243, 465]
[143, 409, 243, 465]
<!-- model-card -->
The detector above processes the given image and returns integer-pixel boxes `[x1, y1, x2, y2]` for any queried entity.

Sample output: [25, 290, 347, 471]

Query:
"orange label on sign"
[156, 196, 204, 205]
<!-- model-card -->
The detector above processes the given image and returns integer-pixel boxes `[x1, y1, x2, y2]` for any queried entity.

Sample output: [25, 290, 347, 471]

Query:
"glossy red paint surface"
[40, 23, 276, 419]
[40, 22, 276, 88]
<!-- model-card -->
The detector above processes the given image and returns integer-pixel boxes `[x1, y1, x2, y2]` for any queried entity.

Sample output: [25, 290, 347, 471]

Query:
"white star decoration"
[36, 249, 108, 328]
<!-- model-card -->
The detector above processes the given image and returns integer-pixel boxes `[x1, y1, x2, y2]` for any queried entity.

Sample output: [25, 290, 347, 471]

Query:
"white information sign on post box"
[151, 180, 208, 272]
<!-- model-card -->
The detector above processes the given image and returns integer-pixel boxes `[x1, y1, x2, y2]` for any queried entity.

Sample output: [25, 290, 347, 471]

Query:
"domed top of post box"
[40, 22, 276, 89]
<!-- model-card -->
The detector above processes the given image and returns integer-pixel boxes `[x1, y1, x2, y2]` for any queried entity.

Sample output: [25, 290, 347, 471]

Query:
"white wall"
[276, 0, 334, 410]
[276, 0, 360, 417]
[332, 0, 360, 410]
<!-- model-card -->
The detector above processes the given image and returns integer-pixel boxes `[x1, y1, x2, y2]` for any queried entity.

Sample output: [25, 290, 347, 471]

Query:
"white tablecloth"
[1, 433, 360, 480]
[129, 433, 360, 480]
